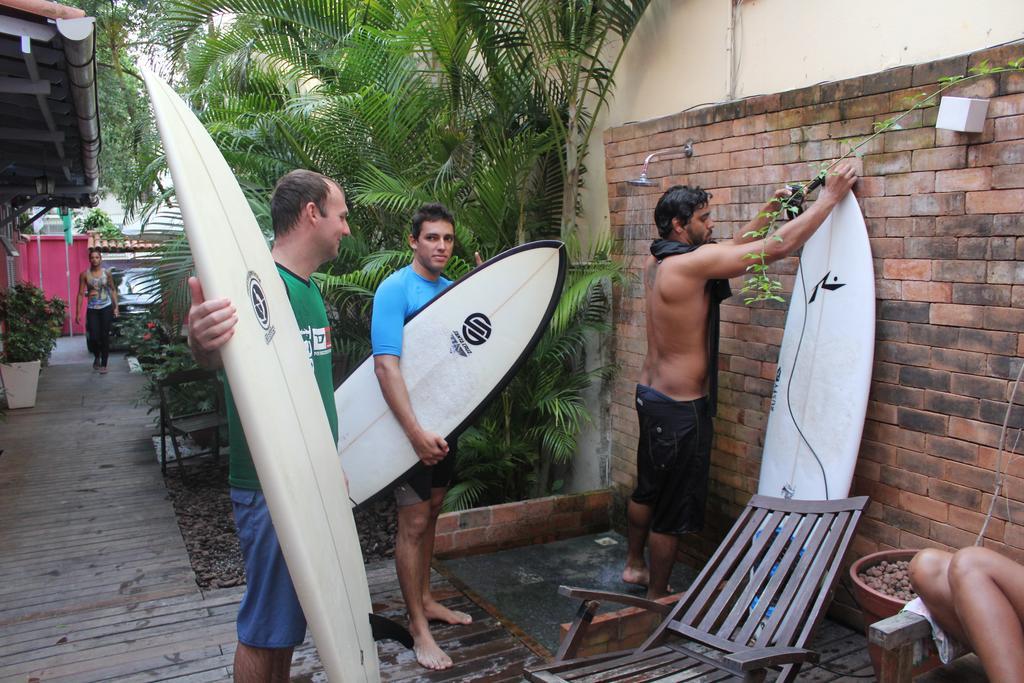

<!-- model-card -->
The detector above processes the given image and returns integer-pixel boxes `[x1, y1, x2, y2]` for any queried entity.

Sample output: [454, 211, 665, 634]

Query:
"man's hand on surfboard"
[187, 276, 238, 369]
[411, 429, 449, 466]
[820, 163, 858, 205]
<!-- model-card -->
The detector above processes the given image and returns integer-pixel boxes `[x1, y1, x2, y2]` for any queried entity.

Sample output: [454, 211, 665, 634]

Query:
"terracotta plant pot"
[849, 549, 939, 678]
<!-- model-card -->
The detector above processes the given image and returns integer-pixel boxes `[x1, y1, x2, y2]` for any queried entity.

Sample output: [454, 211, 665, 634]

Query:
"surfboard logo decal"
[449, 312, 492, 357]
[462, 313, 492, 346]
[247, 271, 276, 343]
[807, 271, 845, 304]
[769, 366, 782, 412]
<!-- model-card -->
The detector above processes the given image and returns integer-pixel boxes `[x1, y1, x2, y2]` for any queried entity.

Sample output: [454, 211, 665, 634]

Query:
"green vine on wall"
[741, 56, 1024, 304]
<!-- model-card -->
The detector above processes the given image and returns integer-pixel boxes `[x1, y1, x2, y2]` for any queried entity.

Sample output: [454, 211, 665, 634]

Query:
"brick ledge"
[434, 489, 612, 559]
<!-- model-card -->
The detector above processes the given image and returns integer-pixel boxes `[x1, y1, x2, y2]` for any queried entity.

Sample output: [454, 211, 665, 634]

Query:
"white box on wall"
[935, 96, 990, 133]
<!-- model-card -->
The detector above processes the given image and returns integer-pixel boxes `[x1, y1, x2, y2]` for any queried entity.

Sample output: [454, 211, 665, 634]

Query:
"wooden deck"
[0, 347, 987, 681]
[0, 355, 538, 681]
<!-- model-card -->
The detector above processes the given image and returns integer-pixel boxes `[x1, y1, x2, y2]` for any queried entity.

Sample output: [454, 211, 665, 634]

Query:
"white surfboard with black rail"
[336, 241, 566, 507]
[141, 69, 382, 681]
[757, 192, 875, 500]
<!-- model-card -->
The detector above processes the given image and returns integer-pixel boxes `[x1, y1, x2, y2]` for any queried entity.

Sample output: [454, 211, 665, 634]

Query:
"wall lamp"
[935, 96, 989, 133]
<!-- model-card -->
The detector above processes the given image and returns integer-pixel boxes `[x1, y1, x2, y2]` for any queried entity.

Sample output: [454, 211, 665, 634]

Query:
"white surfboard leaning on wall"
[141, 69, 379, 682]
[757, 191, 875, 501]
[336, 241, 566, 507]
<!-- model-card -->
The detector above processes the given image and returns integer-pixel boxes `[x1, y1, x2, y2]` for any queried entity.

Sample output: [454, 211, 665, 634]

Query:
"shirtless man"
[622, 164, 858, 598]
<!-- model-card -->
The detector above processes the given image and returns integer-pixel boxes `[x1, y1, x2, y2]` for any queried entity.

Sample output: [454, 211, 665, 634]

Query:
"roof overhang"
[0, 0, 101, 212]
[88, 231, 163, 253]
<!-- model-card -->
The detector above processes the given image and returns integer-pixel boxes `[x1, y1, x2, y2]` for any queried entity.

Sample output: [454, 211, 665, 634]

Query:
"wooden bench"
[868, 610, 980, 682]
[158, 368, 227, 478]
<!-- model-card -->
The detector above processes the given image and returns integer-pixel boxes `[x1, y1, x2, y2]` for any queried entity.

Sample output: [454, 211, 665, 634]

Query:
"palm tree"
[139, 0, 650, 506]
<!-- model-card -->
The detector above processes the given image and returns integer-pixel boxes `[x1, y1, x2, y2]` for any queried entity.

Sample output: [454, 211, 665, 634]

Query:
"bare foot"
[423, 599, 473, 625]
[646, 586, 675, 600]
[622, 564, 650, 587]
[412, 632, 453, 670]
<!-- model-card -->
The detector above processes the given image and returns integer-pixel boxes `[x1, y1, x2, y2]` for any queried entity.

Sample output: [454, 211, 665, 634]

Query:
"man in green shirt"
[188, 169, 350, 682]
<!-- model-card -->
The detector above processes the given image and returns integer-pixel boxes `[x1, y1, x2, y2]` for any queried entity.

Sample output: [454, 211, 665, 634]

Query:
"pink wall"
[17, 234, 90, 335]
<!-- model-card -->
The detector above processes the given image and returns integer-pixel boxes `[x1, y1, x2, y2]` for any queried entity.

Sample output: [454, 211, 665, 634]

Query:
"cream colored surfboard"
[141, 68, 378, 681]
[336, 241, 566, 507]
[758, 192, 875, 500]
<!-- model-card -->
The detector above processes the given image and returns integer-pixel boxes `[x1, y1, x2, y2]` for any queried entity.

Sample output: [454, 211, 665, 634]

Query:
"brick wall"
[557, 594, 678, 657]
[604, 41, 1024, 568]
[433, 489, 611, 559]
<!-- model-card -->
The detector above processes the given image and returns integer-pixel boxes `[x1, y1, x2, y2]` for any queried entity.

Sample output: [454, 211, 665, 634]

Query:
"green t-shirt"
[224, 264, 339, 490]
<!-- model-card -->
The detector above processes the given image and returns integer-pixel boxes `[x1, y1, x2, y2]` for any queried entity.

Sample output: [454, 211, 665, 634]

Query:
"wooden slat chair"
[158, 368, 227, 478]
[526, 495, 869, 683]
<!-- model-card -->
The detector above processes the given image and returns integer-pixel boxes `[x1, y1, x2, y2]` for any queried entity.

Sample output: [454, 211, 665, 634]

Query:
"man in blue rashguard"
[371, 203, 473, 671]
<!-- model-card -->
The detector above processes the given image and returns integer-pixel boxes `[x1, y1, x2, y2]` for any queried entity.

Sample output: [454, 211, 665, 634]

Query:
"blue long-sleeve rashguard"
[371, 265, 452, 356]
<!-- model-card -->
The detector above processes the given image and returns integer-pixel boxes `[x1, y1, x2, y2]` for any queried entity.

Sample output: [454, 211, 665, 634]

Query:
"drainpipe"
[56, 17, 99, 205]
[725, 0, 741, 101]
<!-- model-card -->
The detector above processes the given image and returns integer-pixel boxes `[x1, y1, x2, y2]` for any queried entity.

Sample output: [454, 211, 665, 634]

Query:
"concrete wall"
[603, 41, 1024, 578]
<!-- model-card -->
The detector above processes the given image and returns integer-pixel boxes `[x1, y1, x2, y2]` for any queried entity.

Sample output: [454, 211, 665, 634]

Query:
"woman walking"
[75, 248, 119, 372]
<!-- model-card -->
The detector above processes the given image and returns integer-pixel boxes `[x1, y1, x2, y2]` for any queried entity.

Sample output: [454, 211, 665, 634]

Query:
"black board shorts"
[394, 437, 458, 506]
[631, 385, 712, 535]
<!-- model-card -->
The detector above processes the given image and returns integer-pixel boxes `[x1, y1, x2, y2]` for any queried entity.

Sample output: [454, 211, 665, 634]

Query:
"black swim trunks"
[631, 385, 713, 535]
[393, 438, 458, 506]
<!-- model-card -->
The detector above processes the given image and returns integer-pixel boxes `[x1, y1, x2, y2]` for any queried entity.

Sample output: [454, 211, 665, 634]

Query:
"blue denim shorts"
[231, 488, 307, 648]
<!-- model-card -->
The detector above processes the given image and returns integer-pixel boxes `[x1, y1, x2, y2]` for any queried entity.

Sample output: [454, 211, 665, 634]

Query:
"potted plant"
[0, 283, 67, 408]
[850, 549, 939, 678]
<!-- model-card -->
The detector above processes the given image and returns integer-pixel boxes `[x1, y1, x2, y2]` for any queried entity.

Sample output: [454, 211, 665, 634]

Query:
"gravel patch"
[857, 559, 918, 602]
[163, 459, 398, 590]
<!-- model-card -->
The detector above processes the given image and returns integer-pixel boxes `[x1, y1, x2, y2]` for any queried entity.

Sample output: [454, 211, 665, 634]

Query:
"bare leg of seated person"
[910, 546, 1024, 683]
[908, 549, 970, 643]
[396, 499, 452, 670]
[420, 487, 471, 626]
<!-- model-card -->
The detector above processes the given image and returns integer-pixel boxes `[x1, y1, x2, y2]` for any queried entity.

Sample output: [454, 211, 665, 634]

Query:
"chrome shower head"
[627, 173, 658, 187]
[627, 141, 694, 188]
[627, 152, 661, 187]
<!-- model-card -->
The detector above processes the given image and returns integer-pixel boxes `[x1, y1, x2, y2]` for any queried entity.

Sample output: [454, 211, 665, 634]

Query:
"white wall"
[734, 0, 1024, 98]
[582, 0, 1024, 245]
[96, 194, 143, 235]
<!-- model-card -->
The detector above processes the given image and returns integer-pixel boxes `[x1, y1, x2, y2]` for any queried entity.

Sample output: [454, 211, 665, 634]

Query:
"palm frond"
[163, 0, 353, 56]
[359, 249, 412, 274]
[354, 165, 432, 217]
